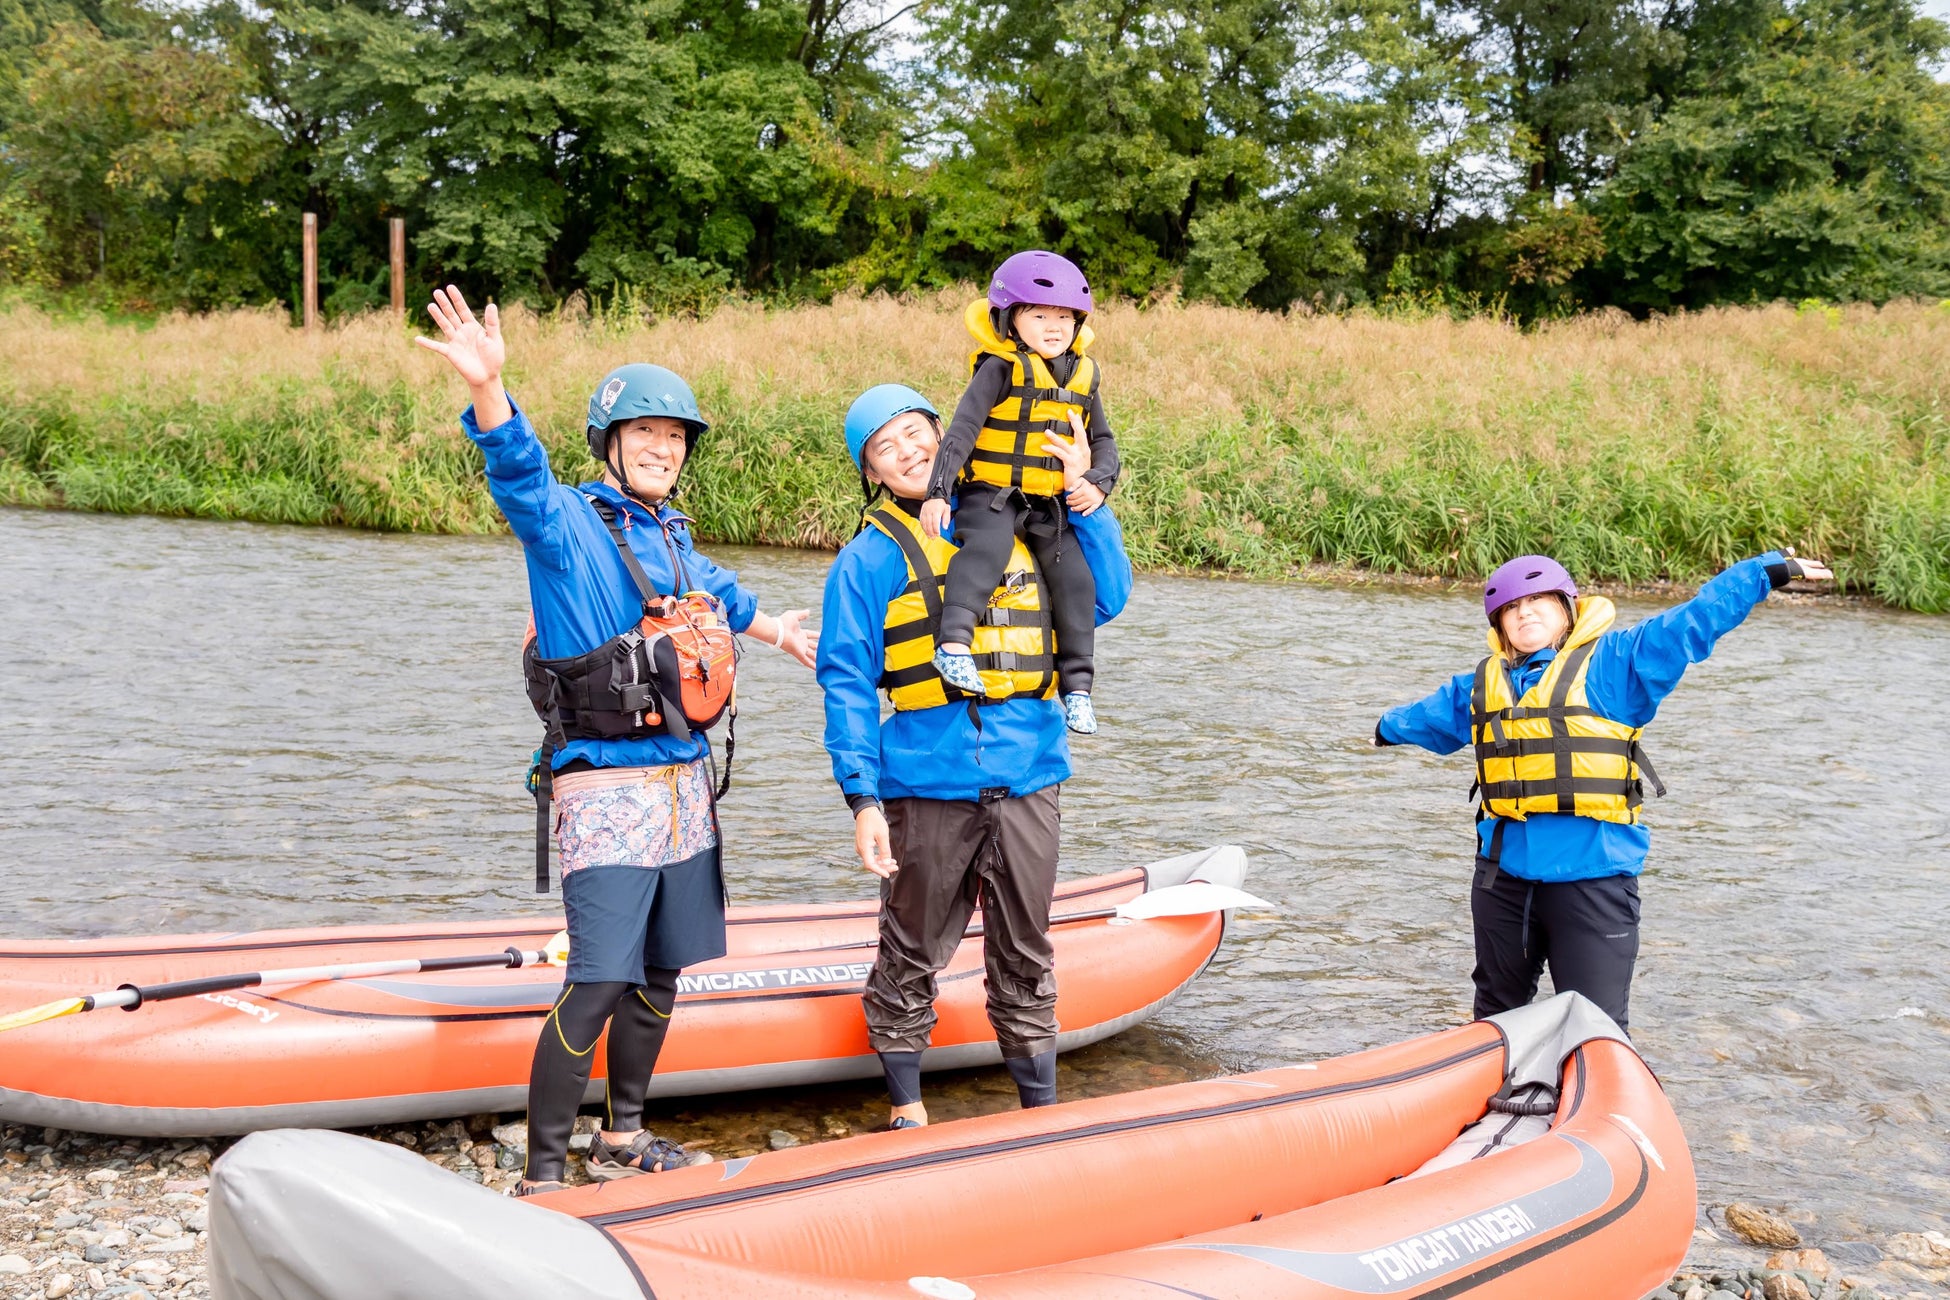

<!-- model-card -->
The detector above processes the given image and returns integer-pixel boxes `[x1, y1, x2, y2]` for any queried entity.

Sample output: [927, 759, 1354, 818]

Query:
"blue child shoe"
[1063, 692, 1098, 735]
[933, 647, 986, 695]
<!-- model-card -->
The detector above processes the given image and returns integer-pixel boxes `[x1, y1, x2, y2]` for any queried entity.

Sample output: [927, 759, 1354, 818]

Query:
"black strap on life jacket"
[1467, 642, 1664, 841]
[869, 508, 1056, 701]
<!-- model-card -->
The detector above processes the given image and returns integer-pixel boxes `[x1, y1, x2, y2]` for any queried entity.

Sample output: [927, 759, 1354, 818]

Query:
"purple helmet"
[1483, 555, 1578, 624]
[989, 250, 1093, 316]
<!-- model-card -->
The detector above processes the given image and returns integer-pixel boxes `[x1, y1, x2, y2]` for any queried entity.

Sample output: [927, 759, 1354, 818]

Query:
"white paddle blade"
[1115, 881, 1275, 921]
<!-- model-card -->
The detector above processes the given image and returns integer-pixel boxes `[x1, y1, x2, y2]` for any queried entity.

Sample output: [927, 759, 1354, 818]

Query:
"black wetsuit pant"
[939, 482, 1095, 696]
[1470, 859, 1641, 1032]
[523, 968, 678, 1183]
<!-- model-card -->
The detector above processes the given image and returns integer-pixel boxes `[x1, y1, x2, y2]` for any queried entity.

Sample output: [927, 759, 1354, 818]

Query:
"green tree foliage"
[277, 0, 898, 302]
[1, 0, 1948, 313]
[1593, 0, 1950, 307]
[3, 5, 279, 300]
[1455, 0, 1682, 198]
[916, 0, 1483, 307]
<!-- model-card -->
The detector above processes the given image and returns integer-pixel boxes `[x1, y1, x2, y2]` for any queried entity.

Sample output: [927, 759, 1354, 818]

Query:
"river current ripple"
[2, 507, 1946, 1251]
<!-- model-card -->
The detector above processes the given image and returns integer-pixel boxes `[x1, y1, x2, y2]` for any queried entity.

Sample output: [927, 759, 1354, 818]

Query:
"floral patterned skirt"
[552, 760, 718, 875]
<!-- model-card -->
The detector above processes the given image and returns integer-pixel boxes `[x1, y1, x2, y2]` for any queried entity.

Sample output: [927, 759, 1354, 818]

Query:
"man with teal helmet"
[586, 363, 709, 505]
[819, 381, 1134, 1131]
[587, 363, 709, 460]
[414, 286, 819, 1198]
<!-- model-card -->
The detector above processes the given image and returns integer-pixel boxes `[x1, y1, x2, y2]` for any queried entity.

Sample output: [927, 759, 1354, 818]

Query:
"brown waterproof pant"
[862, 788, 1061, 1059]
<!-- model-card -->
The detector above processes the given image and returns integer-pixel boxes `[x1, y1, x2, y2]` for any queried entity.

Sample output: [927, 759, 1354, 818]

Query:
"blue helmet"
[845, 384, 939, 467]
[585, 363, 708, 461]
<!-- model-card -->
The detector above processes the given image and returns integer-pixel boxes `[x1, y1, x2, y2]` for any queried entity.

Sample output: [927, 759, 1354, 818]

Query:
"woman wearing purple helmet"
[918, 250, 1123, 736]
[1372, 548, 1832, 1031]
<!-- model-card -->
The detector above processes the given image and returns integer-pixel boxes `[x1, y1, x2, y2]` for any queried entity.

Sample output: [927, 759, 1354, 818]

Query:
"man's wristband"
[846, 793, 882, 817]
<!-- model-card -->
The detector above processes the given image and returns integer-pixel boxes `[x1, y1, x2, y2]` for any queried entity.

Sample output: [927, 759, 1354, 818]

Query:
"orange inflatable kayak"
[0, 847, 1248, 1137]
[207, 992, 1694, 1300]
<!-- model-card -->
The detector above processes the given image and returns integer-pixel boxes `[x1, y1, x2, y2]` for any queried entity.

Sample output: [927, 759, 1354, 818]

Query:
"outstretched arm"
[1375, 672, 1475, 754]
[1586, 551, 1832, 727]
[672, 532, 818, 666]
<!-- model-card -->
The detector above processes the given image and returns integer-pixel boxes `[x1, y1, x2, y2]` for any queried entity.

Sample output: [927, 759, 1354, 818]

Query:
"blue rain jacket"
[1377, 553, 1787, 882]
[462, 398, 760, 770]
[819, 504, 1133, 804]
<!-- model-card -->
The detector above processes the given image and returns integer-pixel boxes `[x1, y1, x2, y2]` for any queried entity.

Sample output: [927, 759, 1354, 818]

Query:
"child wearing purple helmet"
[920, 251, 1122, 734]
[1372, 549, 1832, 1031]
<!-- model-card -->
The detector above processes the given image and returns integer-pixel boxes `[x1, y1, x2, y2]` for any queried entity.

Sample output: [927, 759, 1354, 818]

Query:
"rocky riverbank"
[5, 1117, 1947, 1300]
[1654, 1201, 1950, 1300]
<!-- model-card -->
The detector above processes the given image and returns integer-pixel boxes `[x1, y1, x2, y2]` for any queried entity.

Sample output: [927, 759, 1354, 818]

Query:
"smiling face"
[604, 415, 691, 501]
[1012, 304, 1080, 359]
[860, 410, 940, 498]
[1496, 593, 1573, 657]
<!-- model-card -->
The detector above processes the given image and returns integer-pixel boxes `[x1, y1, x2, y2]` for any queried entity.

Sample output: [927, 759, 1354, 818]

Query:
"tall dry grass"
[2, 292, 1946, 609]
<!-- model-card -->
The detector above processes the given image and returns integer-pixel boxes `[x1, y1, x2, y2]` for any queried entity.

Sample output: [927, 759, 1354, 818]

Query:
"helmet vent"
[1525, 570, 1543, 580]
[1033, 277, 1055, 288]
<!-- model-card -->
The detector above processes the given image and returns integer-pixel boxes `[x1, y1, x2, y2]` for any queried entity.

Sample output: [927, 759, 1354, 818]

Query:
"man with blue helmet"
[416, 287, 818, 1195]
[819, 382, 1133, 1130]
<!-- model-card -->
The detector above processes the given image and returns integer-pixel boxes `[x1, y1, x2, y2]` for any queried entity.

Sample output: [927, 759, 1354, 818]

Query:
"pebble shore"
[5, 1119, 1947, 1299]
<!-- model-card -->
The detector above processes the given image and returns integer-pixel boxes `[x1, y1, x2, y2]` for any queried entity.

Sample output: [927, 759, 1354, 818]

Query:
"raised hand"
[919, 497, 952, 539]
[414, 286, 511, 428]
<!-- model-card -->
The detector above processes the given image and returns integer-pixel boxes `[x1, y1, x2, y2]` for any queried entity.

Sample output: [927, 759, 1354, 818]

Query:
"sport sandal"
[1063, 692, 1098, 735]
[586, 1131, 713, 1180]
[933, 647, 985, 695]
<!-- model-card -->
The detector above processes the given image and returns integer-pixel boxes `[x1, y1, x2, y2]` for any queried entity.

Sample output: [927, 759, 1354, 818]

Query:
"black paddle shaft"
[114, 947, 530, 1010]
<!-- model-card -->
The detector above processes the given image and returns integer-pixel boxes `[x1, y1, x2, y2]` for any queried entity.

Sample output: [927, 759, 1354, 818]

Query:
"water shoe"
[1063, 692, 1098, 735]
[587, 1131, 713, 1180]
[933, 648, 985, 695]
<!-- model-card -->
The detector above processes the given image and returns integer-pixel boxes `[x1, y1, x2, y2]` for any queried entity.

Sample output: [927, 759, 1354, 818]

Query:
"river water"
[3, 506, 1946, 1262]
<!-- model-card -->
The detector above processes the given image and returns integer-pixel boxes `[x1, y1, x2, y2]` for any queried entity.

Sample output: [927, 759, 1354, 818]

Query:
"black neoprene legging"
[523, 967, 678, 1183]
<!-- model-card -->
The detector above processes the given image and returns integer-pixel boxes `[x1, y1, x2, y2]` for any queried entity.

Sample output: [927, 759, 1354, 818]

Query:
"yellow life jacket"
[961, 297, 1098, 498]
[865, 501, 1056, 710]
[1471, 597, 1665, 826]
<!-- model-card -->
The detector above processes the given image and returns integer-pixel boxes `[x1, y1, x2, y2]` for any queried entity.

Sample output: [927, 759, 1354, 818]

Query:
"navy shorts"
[560, 847, 727, 982]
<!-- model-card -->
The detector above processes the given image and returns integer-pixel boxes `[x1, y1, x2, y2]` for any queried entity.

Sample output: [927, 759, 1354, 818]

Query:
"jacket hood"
[964, 298, 1095, 358]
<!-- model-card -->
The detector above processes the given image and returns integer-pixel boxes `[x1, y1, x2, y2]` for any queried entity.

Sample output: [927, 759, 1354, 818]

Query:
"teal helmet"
[585, 363, 708, 461]
[845, 384, 938, 467]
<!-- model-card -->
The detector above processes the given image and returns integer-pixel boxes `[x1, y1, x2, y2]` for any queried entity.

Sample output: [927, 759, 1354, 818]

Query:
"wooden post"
[301, 212, 319, 330]
[389, 217, 406, 319]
